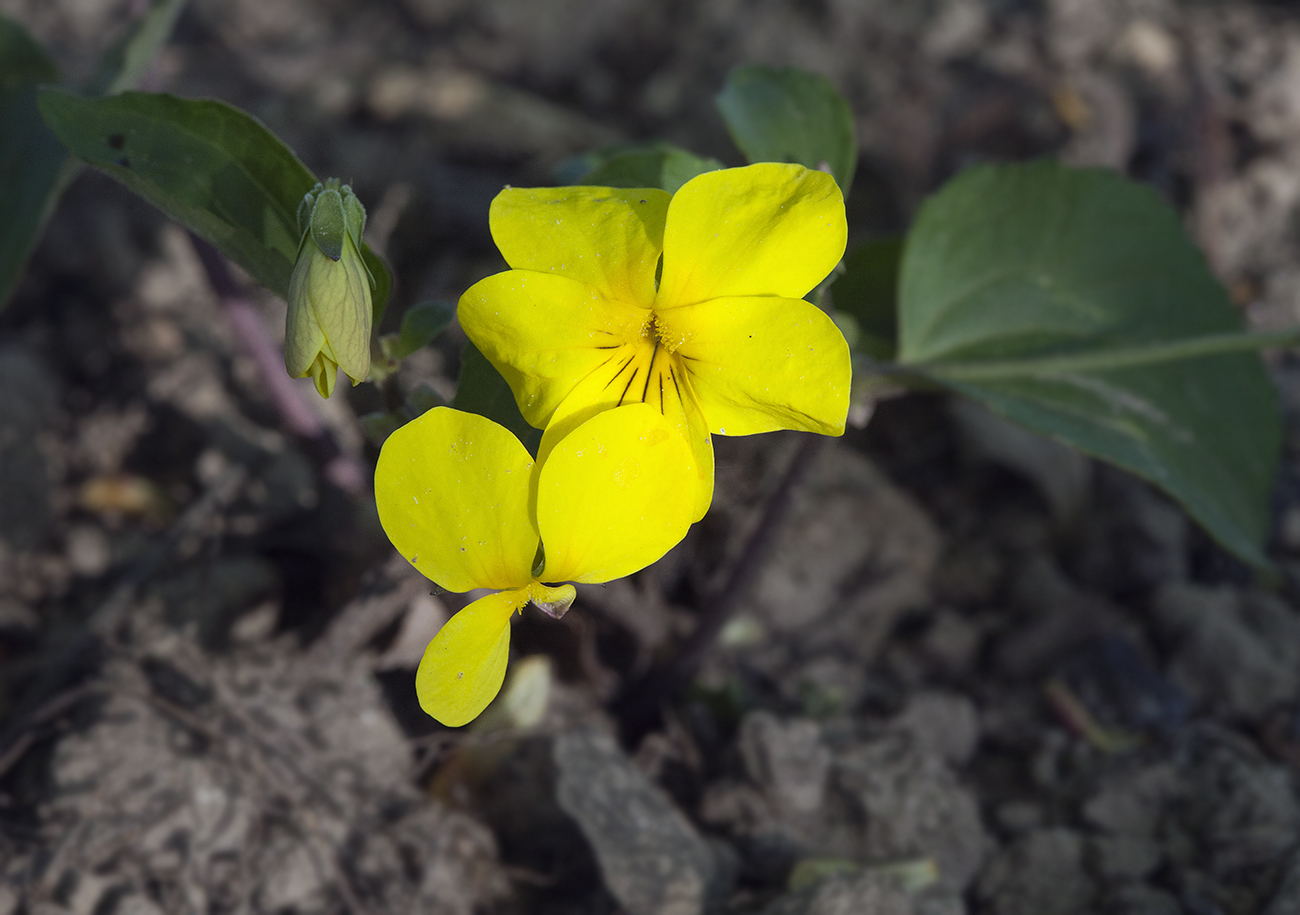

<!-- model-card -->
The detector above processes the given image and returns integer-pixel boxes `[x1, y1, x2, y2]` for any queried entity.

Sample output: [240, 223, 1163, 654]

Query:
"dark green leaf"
[715, 65, 857, 196]
[0, 16, 73, 308]
[898, 161, 1280, 569]
[38, 88, 311, 296]
[37, 88, 392, 313]
[2, 2, 190, 309]
[394, 300, 456, 359]
[452, 341, 541, 457]
[559, 142, 722, 194]
[832, 236, 902, 360]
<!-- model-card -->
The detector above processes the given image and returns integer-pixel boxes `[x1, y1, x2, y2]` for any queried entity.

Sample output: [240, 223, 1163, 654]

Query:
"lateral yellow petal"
[667, 295, 851, 436]
[537, 403, 697, 584]
[459, 270, 648, 428]
[375, 407, 538, 593]
[536, 343, 714, 521]
[416, 589, 526, 727]
[656, 163, 847, 307]
[490, 186, 670, 305]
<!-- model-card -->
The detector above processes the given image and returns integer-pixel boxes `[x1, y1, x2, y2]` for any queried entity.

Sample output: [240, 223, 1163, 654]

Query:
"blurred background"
[6, 1, 1300, 913]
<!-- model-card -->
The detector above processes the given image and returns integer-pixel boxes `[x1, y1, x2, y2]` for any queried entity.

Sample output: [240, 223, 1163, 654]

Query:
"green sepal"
[296, 183, 320, 238]
[342, 189, 366, 249]
[309, 186, 346, 261]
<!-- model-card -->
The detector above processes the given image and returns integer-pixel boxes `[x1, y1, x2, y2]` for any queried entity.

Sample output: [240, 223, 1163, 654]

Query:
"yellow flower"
[375, 403, 696, 726]
[459, 162, 852, 521]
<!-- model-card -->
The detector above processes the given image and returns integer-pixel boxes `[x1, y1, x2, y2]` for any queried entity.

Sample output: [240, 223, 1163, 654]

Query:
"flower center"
[600, 314, 689, 416]
[643, 313, 682, 353]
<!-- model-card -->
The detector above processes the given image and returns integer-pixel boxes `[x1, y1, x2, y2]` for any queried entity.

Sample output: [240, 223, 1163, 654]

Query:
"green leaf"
[394, 300, 456, 359]
[89, 0, 189, 96]
[832, 236, 902, 360]
[452, 341, 541, 457]
[898, 160, 1281, 569]
[1, 2, 190, 310]
[715, 65, 857, 196]
[360, 244, 392, 324]
[36, 88, 392, 315]
[38, 88, 310, 296]
[0, 16, 73, 308]
[559, 142, 723, 194]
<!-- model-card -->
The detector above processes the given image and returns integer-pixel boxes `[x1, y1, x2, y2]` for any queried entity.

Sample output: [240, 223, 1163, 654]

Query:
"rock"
[732, 438, 940, 660]
[554, 728, 718, 915]
[922, 0, 990, 62]
[761, 872, 914, 915]
[1088, 833, 1163, 881]
[977, 829, 1096, 915]
[834, 733, 987, 893]
[30, 619, 507, 914]
[1153, 583, 1300, 720]
[739, 712, 831, 817]
[891, 691, 981, 767]
[1180, 733, 1299, 876]
[1105, 884, 1183, 915]
[1083, 764, 1179, 837]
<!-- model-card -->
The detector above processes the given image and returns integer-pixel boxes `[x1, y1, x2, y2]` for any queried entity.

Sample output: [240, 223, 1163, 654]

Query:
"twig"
[187, 233, 366, 494]
[614, 433, 825, 740]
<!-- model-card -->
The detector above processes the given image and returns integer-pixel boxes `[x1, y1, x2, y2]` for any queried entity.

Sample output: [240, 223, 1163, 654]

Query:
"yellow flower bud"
[285, 180, 374, 398]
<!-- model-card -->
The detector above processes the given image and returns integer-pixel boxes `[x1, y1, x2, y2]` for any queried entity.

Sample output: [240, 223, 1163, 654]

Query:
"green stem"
[907, 327, 1300, 382]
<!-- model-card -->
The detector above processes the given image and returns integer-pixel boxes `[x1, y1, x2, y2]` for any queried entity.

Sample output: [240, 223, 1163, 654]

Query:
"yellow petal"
[375, 407, 537, 592]
[656, 163, 847, 308]
[305, 351, 338, 399]
[537, 402, 697, 584]
[416, 589, 526, 727]
[490, 186, 670, 305]
[666, 295, 851, 436]
[536, 342, 714, 521]
[459, 270, 648, 428]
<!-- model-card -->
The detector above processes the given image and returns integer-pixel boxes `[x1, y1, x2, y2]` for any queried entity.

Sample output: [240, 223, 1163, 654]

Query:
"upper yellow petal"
[375, 407, 538, 592]
[536, 340, 714, 521]
[416, 588, 526, 727]
[666, 295, 851, 436]
[537, 403, 697, 584]
[656, 163, 847, 308]
[459, 270, 648, 428]
[490, 186, 670, 306]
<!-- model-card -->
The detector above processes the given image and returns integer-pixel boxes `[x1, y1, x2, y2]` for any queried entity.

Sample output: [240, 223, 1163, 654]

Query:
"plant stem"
[188, 233, 366, 493]
[915, 327, 1300, 382]
[614, 433, 824, 742]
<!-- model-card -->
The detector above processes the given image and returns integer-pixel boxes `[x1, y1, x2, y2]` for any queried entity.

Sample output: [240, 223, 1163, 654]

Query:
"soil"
[4, 1, 1300, 913]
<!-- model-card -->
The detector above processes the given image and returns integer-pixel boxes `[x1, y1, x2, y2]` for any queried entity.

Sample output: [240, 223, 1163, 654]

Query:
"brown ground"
[5, 1, 1300, 913]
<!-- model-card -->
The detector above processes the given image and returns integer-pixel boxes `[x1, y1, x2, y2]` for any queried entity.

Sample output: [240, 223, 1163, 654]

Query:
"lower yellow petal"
[665, 296, 851, 437]
[416, 589, 527, 727]
[537, 341, 714, 521]
[527, 580, 577, 619]
[458, 270, 648, 428]
[375, 407, 538, 593]
[537, 402, 697, 584]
